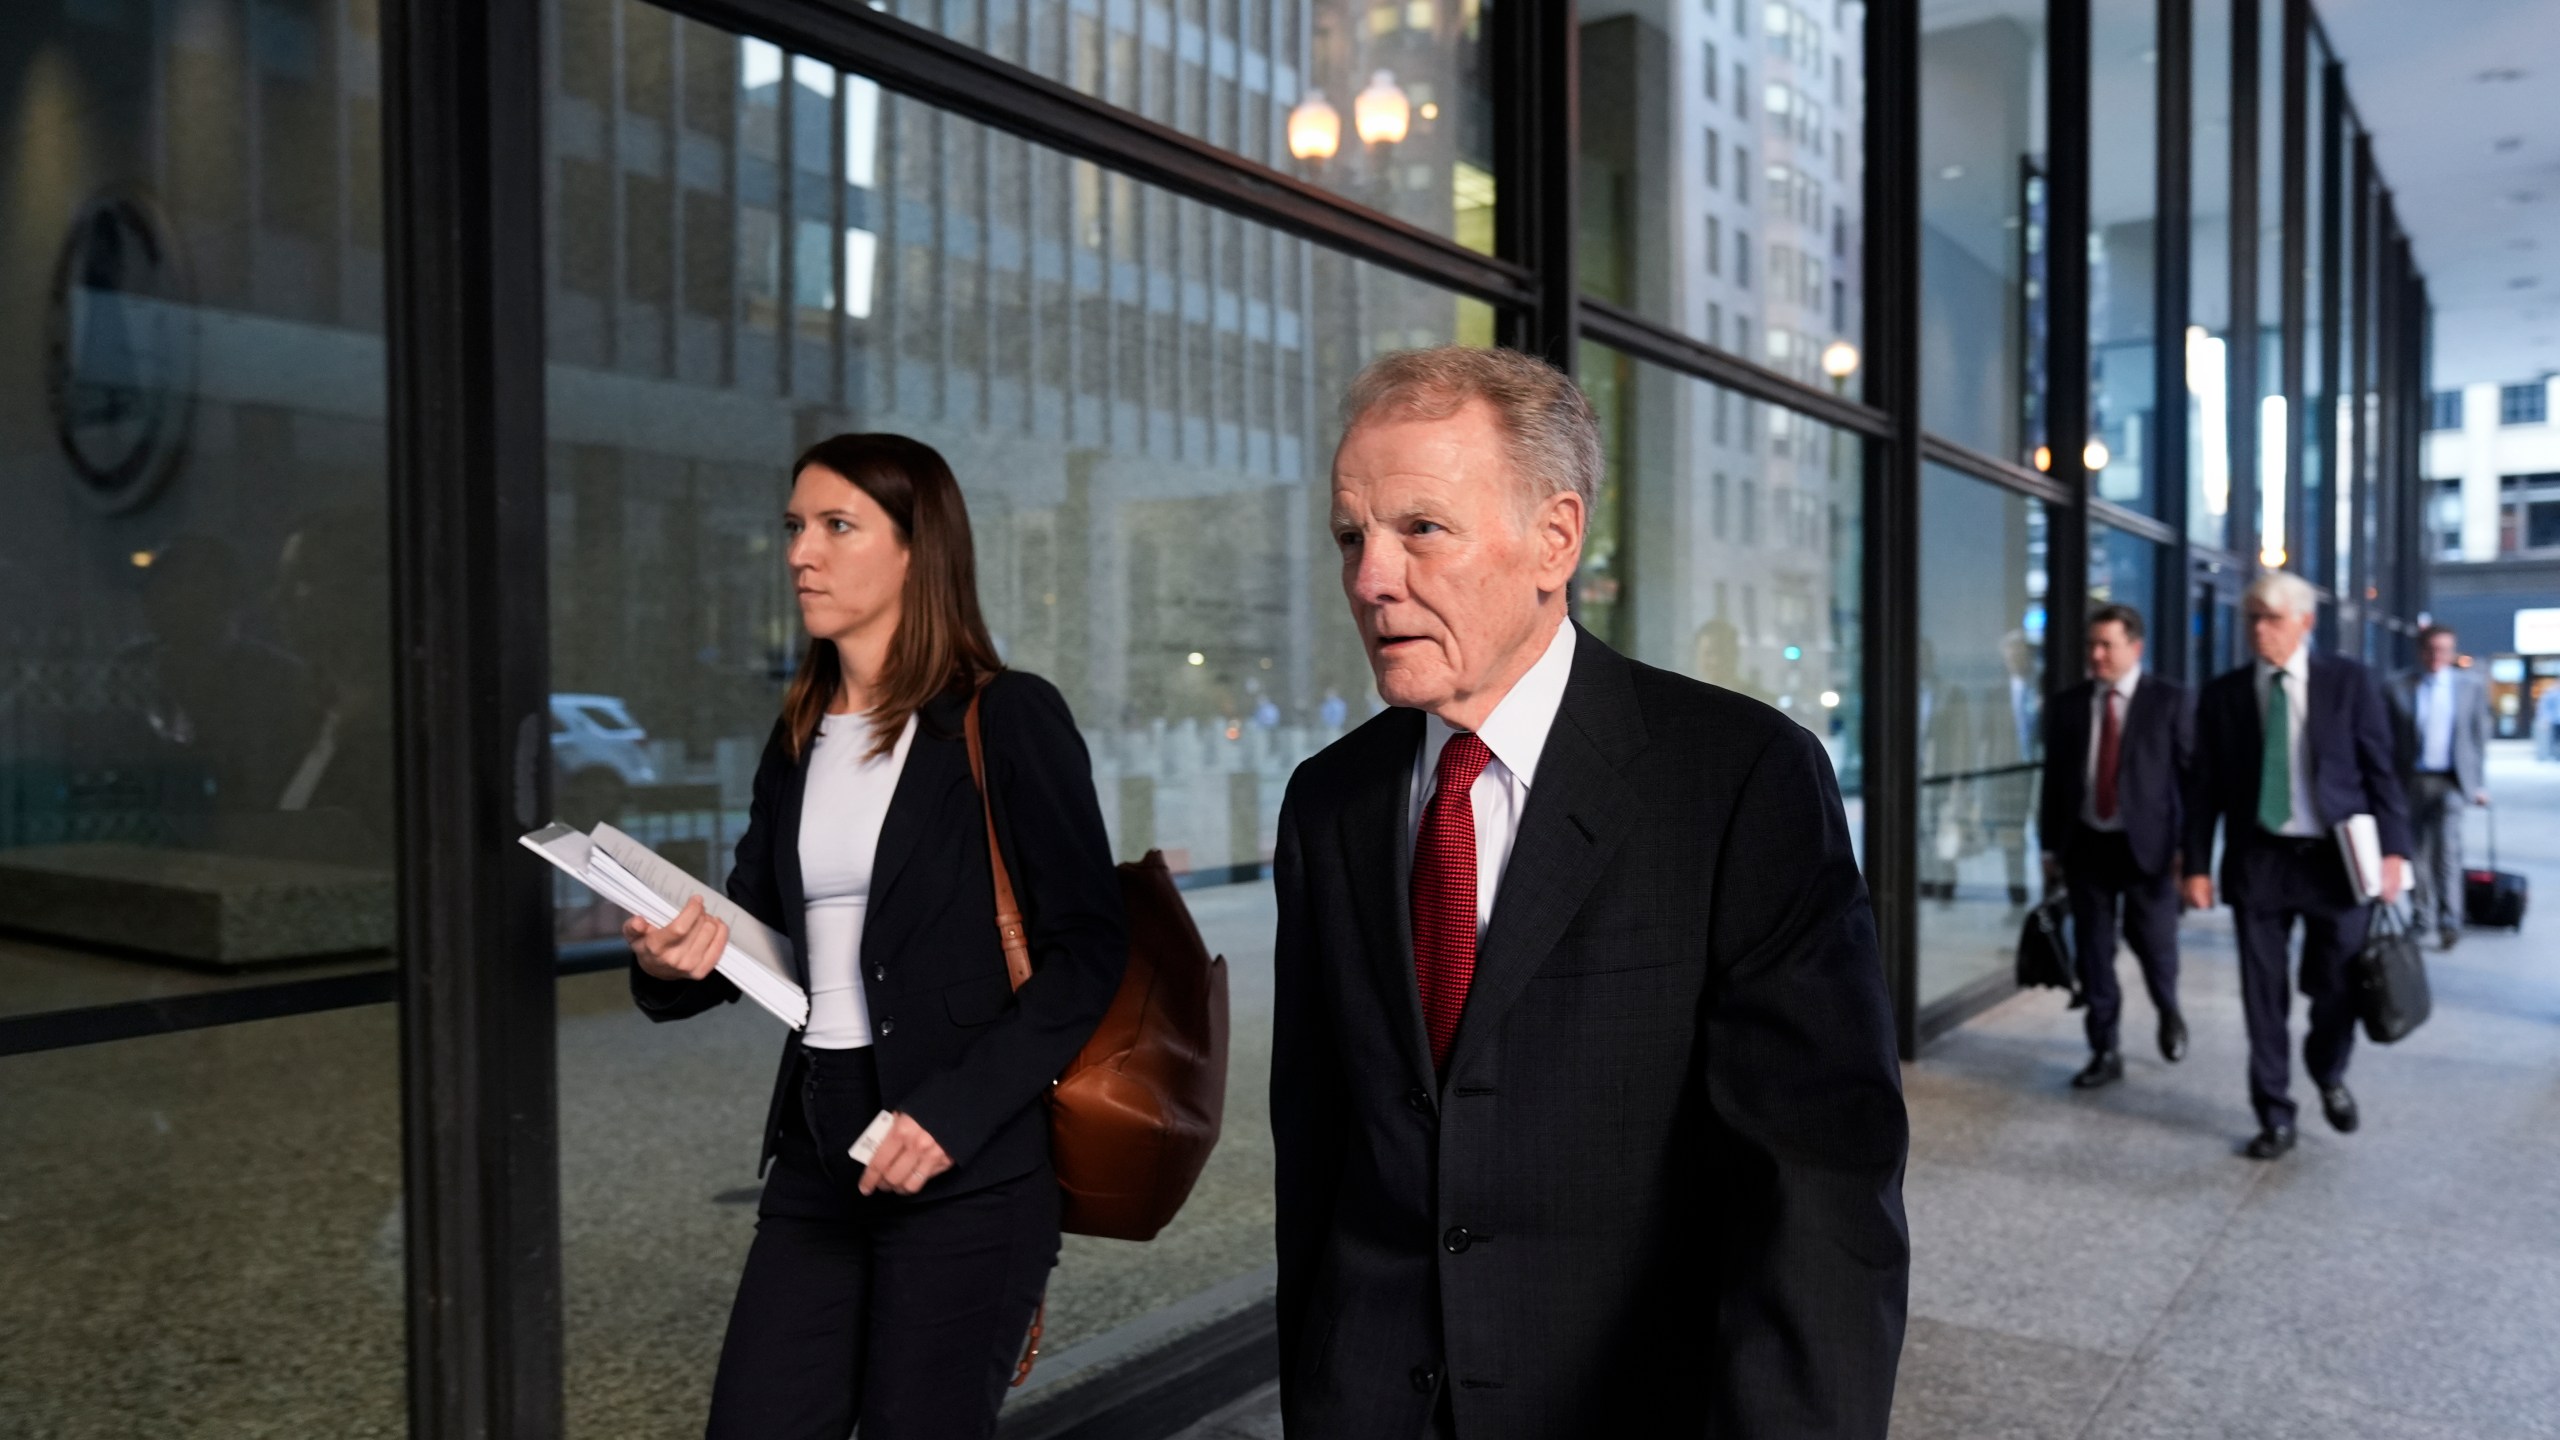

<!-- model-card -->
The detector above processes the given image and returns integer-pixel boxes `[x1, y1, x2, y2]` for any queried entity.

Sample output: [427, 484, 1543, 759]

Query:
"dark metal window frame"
[8, 0, 2448, 1426]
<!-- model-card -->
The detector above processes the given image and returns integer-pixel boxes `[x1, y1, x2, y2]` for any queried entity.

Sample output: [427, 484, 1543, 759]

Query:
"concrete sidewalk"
[1182, 741, 2560, 1439]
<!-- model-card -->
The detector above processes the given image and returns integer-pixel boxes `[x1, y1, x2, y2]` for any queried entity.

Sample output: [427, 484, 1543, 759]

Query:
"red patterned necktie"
[2095, 688, 2122, 821]
[1413, 733, 1493, 1070]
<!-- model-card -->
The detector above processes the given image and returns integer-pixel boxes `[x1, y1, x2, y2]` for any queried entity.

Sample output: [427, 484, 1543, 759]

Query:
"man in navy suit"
[2040, 604, 2193, 1089]
[2183, 571, 2412, 1160]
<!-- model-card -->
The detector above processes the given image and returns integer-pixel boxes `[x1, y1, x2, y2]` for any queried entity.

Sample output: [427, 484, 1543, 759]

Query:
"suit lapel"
[775, 733, 812, 983]
[1338, 709, 1433, 1093]
[1441, 630, 1645, 1083]
[867, 694, 971, 929]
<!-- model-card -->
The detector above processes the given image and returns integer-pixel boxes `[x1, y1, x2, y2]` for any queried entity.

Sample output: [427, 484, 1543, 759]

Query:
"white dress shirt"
[1405, 617, 1578, 936]
[2416, 669, 2457, 774]
[2081, 668, 2142, 832]
[797, 710, 918, 1048]
[2256, 643, 2322, 838]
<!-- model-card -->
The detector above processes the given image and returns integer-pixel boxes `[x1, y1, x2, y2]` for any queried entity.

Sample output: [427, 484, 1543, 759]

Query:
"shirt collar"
[2262, 642, 2310, 687]
[2103, 667, 2141, 702]
[1424, 616, 1577, 791]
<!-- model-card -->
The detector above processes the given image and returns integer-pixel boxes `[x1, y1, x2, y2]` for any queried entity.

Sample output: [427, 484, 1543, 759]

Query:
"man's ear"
[1533, 488, 1586, 590]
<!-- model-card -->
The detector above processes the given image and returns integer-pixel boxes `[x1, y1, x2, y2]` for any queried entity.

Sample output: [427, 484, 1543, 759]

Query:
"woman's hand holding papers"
[627, 896, 730, 983]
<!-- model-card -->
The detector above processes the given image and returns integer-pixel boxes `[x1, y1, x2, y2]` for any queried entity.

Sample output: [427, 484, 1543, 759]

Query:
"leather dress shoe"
[2071, 1051, 2125, 1089]
[2158, 1011, 2189, 1063]
[2440, 926, 2461, 951]
[2245, 1123, 2297, 1160]
[2321, 1084, 2359, 1134]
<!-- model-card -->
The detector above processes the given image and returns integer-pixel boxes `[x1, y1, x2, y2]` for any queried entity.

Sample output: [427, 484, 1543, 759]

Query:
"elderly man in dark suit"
[2184, 571, 2412, 1160]
[2390, 624, 2493, 949]
[2040, 603, 2194, 1089]
[1271, 345, 1909, 1440]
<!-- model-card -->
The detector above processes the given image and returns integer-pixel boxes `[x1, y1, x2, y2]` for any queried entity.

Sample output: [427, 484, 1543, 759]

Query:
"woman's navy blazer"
[629, 670, 1128, 1193]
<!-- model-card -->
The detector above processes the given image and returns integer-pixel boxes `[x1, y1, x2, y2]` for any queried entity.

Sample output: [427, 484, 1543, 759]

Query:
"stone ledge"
[0, 844, 394, 966]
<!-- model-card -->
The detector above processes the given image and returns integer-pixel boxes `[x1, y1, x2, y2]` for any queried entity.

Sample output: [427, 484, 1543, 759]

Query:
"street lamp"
[1354, 70, 1411, 146]
[1820, 339, 1860, 381]
[1287, 90, 1341, 161]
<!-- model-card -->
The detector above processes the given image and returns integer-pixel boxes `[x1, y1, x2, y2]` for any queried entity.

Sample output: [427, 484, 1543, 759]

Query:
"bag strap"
[963, 684, 1035, 992]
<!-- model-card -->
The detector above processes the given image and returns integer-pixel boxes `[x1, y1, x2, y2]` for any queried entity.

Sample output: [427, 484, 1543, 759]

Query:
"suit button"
[1410, 1364, 1438, 1393]
[877, 1017, 894, 1037]
[872, 966, 886, 982]
[1406, 1086, 1431, 1113]
[1443, 1226, 1472, 1254]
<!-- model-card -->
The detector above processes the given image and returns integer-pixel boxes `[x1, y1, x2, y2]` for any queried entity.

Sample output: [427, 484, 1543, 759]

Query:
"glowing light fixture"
[2033, 444, 2054, 472]
[1820, 690, 1842, 708]
[130, 550, 156, 568]
[2260, 394, 2288, 564]
[2186, 326, 2230, 519]
[1821, 339, 1861, 378]
[1783, 645, 1803, 661]
[1186, 651, 1207, 667]
[2083, 436, 2111, 471]
[1287, 90, 1341, 161]
[1355, 70, 1411, 146]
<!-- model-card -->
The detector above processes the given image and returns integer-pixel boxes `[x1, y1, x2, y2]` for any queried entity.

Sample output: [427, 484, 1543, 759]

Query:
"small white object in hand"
[848, 1110, 895, 1167]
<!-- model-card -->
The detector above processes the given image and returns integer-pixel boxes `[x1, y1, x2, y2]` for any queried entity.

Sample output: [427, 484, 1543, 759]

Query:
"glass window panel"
[1578, 2, 1867, 395]
[1921, 0, 2047, 462]
[0, 1012, 404, 1431]
[1916, 462, 2048, 1011]
[1576, 343, 1865, 847]
[2298, 27, 2330, 586]
[0, 6, 399, 1023]
[888, 0, 1494, 253]
[2092, 523, 2164, 633]
[549, 7, 1490, 1427]
[2252, 0, 2283, 565]
[2090, 0, 2161, 518]
[2188, 0, 2233, 549]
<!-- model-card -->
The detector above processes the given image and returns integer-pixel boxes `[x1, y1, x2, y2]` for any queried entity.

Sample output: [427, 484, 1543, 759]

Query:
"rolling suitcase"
[2463, 807, 2528, 931]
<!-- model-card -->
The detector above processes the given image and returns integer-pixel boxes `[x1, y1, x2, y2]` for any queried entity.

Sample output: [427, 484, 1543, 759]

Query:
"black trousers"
[705, 1044, 1057, 1440]
[2063, 829, 2181, 1054]
[2228, 836, 2370, 1130]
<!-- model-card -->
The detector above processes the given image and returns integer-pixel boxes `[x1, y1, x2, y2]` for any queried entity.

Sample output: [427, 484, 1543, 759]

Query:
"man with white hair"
[1272, 346, 1909, 1439]
[2182, 570, 2412, 1160]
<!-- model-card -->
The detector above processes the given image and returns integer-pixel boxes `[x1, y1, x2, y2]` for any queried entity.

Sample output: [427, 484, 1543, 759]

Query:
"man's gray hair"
[1337, 345, 1603, 516]
[2245, 569, 2318, 619]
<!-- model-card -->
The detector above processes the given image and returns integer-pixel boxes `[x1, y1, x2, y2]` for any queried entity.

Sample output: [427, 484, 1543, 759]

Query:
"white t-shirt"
[798, 710, 918, 1049]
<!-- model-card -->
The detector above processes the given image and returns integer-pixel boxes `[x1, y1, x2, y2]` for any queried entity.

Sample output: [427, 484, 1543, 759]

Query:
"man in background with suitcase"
[2039, 604, 2193, 1091]
[2390, 625, 2492, 950]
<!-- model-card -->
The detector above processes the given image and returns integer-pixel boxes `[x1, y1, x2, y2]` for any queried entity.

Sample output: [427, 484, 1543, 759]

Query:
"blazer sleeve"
[2182, 683, 2223, 881]
[627, 721, 790, 1021]
[895, 673, 1128, 1170]
[1699, 721, 1910, 1439]
[1269, 786, 1347, 1385]
[2352, 667, 2415, 859]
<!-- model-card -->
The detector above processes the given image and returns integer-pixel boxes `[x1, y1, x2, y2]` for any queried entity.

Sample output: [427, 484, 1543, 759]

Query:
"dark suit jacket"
[2039, 672, 2193, 877]
[1270, 627, 1910, 1440]
[629, 671, 1127, 1192]
[2182, 652, 2414, 905]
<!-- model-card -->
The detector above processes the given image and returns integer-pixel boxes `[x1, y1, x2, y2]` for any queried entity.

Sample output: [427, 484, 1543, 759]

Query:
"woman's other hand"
[627, 896, 729, 983]
[858, 1114, 954, 1196]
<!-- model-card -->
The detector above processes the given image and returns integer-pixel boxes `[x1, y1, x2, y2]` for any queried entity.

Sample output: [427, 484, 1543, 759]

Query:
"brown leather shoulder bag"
[962, 688, 1230, 1227]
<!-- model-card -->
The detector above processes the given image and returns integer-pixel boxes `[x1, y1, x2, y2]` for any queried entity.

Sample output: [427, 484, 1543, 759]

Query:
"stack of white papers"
[521, 821, 808, 1029]
[2333, 813, 2385, 902]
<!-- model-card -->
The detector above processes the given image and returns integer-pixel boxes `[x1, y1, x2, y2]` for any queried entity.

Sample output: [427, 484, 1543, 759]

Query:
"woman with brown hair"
[623, 434, 1126, 1439]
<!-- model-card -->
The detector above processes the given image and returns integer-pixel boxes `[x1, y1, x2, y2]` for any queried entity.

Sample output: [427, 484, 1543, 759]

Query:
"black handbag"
[2015, 895, 2083, 1005]
[2351, 903, 2432, 1044]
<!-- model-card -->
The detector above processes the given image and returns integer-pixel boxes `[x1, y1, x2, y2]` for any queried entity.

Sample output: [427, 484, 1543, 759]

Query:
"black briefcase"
[2352, 904, 2432, 1045]
[2015, 895, 2082, 1004]
[2463, 808, 2528, 931]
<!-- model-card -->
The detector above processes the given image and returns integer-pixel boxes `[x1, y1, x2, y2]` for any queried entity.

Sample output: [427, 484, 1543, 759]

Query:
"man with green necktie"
[2181, 571, 2413, 1161]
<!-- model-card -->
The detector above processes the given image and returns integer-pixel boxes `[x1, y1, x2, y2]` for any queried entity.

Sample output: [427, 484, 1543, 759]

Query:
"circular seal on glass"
[47, 191, 197, 514]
